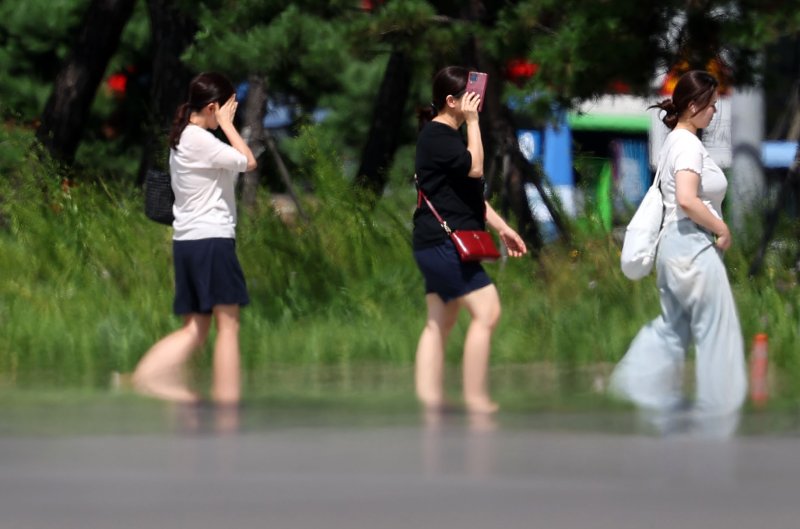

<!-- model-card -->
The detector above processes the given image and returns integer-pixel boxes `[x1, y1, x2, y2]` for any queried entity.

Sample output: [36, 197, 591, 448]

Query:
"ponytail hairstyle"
[650, 70, 718, 130]
[417, 66, 469, 131]
[168, 72, 236, 149]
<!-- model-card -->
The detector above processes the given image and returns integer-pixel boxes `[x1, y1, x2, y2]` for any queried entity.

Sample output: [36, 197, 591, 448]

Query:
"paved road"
[1, 402, 799, 529]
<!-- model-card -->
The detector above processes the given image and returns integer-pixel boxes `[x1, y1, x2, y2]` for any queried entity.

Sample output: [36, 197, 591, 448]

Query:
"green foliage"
[6, 0, 798, 184]
[183, 0, 474, 184]
[727, 2, 800, 49]
[2, 126, 800, 404]
[186, 2, 351, 108]
[0, 125, 419, 386]
[0, 109, 36, 174]
[0, 0, 90, 119]
[2, 1, 800, 405]
[348, 0, 438, 51]
[280, 59, 391, 176]
[490, 0, 800, 112]
[0, 0, 151, 180]
[490, 0, 670, 109]
[71, 1, 150, 177]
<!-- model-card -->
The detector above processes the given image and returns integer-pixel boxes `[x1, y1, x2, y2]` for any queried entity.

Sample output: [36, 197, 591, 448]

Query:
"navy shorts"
[413, 240, 492, 302]
[172, 238, 250, 315]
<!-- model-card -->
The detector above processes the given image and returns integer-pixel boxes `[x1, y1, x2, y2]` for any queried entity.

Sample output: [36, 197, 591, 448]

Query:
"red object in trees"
[506, 59, 539, 83]
[660, 70, 680, 97]
[361, 0, 383, 11]
[608, 79, 631, 94]
[660, 57, 732, 96]
[107, 73, 127, 95]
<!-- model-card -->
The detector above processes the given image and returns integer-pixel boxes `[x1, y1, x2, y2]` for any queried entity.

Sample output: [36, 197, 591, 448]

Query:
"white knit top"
[659, 128, 727, 224]
[169, 124, 248, 240]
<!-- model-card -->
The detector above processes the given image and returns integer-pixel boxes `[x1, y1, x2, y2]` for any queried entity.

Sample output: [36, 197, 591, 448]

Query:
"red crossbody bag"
[416, 176, 501, 262]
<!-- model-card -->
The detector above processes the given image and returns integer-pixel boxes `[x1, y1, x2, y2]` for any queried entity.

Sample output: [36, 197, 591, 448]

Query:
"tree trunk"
[462, 0, 569, 249]
[240, 76, 309, 220]
[484, 84, 571, 250]
[137, 0, 198, 184]
[241, 76, 268, 208]
[354, 49, 413, 197]
[263, 127, 309, 221]
[36, 0, 137, 163]
[501, 148, 544, 252]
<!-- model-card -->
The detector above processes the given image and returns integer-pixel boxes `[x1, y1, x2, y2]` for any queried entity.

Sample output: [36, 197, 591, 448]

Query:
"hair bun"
[416, 104, 438, 131]
[661, 99, 678, 115]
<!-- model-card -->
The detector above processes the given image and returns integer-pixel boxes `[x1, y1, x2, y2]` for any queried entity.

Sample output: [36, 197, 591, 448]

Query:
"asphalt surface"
[1, 402, 799, 529]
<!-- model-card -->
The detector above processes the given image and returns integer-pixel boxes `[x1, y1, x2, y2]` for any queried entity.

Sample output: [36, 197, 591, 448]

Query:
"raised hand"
[461, 91, 481, 123]
[215, 95, 238, 127]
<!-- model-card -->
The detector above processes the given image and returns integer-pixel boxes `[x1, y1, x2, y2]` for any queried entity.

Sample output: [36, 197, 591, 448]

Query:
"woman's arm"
[216, 96, 258, 172]
[675, 169, 731, 250]
[485, 202, 527, 257]
[462, 92, 483, 178]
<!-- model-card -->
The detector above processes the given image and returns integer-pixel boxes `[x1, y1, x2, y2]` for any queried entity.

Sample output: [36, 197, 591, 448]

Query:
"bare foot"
[419, 395, 462, 414]
[132, 372, 200, 404]
[417, 393, 444, 411]
[464, 398, 499, 414]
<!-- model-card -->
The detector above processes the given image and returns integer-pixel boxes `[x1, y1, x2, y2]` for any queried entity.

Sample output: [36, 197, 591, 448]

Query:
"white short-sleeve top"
[169, 124, 248, 240]
[658, 128, 727, 224]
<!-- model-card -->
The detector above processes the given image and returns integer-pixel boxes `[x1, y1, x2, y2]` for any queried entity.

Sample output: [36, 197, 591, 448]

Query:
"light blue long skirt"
[610, 218, 747, 417]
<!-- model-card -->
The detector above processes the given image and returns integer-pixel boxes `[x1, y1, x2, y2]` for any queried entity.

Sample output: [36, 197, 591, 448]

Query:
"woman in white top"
[133, 72, 257, 404]
[610, 71, 747, 422]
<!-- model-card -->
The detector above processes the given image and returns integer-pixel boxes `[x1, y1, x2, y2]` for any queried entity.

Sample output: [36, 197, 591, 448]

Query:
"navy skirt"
[413, 240, 492, 302]
[172, 238, 250, 315]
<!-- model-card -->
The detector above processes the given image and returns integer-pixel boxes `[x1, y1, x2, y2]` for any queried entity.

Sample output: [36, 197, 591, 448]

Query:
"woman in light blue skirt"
[610, 71, 747, 420]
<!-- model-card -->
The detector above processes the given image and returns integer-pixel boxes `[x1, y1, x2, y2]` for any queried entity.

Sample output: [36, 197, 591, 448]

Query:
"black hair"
[168, 72, 236, 148]
[417, 66, 469, 130]
[650, 70, 718, 130]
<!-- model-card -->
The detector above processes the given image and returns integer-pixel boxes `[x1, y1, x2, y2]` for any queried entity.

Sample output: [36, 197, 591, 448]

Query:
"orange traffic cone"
[749, 333, 769, 406]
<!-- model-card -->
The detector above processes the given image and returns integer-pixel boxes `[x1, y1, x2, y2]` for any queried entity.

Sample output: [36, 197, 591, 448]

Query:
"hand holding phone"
[466, 71, 488, 112]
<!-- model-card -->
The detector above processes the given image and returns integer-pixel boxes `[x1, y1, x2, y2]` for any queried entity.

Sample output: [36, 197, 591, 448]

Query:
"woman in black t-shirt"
[413, 66, 527, 414]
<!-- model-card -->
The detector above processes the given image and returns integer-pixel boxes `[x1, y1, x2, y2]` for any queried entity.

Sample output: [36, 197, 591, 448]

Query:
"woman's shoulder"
[664, 129, 705, 158]
[418, 121, 452, 149]
[180, 124, 213, 140]
[668, 128, 703, 148]
[178, 124, 224, 151]
[421, 120, 459, 137]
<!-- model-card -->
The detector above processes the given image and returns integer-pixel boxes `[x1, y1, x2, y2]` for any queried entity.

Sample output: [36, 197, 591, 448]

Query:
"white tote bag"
[620, 168, 665, 280]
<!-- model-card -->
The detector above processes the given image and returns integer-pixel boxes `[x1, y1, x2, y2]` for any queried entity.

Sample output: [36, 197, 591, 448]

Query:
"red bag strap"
[414, 174, 452, 235]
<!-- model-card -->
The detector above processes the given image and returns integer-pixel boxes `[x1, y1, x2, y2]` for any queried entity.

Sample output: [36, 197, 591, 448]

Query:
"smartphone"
[466, 71, 488, 112]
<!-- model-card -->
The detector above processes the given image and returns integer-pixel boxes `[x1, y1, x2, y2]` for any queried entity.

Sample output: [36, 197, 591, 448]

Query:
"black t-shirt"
[413, 121, 486, 249]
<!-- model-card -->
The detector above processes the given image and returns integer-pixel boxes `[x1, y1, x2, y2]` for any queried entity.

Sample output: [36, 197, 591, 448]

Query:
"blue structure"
[761, 141, 798, 168]
[517, 115, 576, 242]
[611, 138, 650, 209]
[235, 81, 328, 130]
[542, 113, 574, 199]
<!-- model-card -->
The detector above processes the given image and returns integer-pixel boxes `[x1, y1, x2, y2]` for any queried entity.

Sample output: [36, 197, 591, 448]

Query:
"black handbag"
[144, 169, 174, 226]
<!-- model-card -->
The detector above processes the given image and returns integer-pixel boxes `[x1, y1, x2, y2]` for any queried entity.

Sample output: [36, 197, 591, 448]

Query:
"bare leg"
[132, 314, 211, 402]
[415, 294, 459, 409]
[459, 284, 501, 413]
[212, 304, 241, 405]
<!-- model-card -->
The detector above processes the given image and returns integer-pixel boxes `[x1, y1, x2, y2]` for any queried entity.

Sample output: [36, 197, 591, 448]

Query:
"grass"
[1, 128, 799, 408]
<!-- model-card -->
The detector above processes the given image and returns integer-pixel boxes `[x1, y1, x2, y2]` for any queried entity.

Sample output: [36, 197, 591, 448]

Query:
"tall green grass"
[1, 127, 799, 400]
